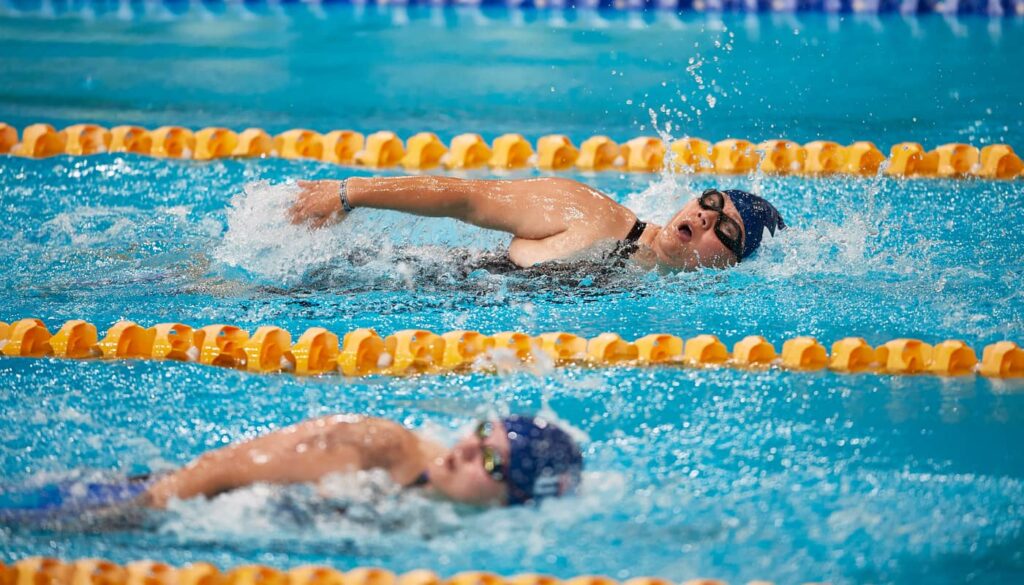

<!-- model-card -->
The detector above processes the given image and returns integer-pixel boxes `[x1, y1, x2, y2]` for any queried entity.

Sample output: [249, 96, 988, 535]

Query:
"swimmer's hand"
[288, 180, 346, 229]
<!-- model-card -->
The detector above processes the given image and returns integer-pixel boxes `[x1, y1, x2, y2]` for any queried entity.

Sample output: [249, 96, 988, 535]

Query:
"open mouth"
[676, 223, 693, 243]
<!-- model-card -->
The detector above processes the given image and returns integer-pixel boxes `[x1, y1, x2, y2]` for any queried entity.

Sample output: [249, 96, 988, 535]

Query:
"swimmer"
[288, 177, 785, 270]
[143, 414, 581, 508]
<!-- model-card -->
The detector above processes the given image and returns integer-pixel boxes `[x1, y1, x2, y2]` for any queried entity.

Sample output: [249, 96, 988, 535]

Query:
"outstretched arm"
[144, 415, 425, 508]
[288, 176, 635, 242]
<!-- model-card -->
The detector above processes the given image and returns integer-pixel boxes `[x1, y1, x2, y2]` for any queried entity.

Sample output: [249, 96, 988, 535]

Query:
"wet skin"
[288, 177, 745, 270]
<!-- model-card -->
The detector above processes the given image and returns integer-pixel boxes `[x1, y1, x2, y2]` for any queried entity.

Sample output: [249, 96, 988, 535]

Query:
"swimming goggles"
[475, 421, 507, 483]
[699, 189, 745, 260]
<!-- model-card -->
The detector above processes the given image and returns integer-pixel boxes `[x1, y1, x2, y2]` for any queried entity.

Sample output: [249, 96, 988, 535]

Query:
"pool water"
[2, 6, 1024, 585]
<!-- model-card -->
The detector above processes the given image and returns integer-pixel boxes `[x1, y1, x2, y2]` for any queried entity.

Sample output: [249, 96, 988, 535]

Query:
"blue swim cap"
[499, 415, 583, 506]
[723, 189, 786, 259]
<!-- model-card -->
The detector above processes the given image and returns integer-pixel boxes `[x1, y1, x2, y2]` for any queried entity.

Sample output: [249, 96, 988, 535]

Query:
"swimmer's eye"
[719, 221, 741, 242]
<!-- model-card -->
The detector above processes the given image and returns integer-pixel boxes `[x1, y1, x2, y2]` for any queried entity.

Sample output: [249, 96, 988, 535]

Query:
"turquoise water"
[2, 7, 1024, 585]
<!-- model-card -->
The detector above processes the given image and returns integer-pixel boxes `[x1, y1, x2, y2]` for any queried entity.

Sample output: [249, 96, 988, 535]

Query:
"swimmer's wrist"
[338, 179, 354, 213]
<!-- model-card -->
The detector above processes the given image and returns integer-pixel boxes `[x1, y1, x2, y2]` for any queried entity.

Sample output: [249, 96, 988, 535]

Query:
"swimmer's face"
[650, 193, 745, 270]
[427, 420, 511, 506]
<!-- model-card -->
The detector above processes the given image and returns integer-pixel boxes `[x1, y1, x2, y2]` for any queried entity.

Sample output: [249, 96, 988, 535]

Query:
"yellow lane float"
[732, 335, 777, 367]
[683, 334, 729, 365]
[445, 133, 492, 170]
[977, 144, 1023, 180]
[125, 561, 177, 585]
[490, 133, 534, 170]
[979, 341, 1024, 378]
[586, 333, 638, 364]
[933, 143, 979, 177]
[291, 327, 340, 376]
[757, 140, 803, 175]
[711, 139, 759, 174]
[5, 121, 1020, 180]
[885, 142, 938, 177]
[321, 130, 365, 165]
[193, 127, 238, 160]
[781, 336, 828, 370]
[273, 129, 323, 160]
[670, 138, 713, 172]
[2, 319, 1022, 380]
[50, 320, 99, 359]
[401, 132, 447, 170]
[355, 131, 404, 168]
[242, 326, 294, 373]
[232, 128, 273, 158]
[289, 567, 346, 585]
[109, 126, 152, 154]
[441, 330, 492, 369]
[149, 126, 195, 158]
[842, 141, 885, 175]
[195, 324, 249, 367]
[13, 123, 65, 158]
[384, 329, 444, 374]
[338, 328, 386, 376]
[62, 124, 111, 155]
[577, 136, 620, 171]
[621, 136, 665, 172]
[98, 321, 155, 359]
[0, 122, 18, 153]
[2, 318, 52, 358]
[803, 140, 846, 175]
[535, 332, 587, 362]
[149, 323, 195, 361]
[828, 337, 875, 373]
[536, 135, 579, 171]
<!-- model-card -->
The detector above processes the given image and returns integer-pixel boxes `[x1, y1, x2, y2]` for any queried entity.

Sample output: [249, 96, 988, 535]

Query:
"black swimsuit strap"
[623, 219, 648, 244]
[611, 219, 648, 259]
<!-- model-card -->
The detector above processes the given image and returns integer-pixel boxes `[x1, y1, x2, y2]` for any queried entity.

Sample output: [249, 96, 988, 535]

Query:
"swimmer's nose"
[455, 443, 479, 463]
[696, 209, 718, 232]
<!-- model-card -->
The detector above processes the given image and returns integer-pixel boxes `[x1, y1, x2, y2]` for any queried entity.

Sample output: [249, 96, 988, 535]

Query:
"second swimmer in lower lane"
[143, 414, 583, 509]
[288, 176, 785, 271]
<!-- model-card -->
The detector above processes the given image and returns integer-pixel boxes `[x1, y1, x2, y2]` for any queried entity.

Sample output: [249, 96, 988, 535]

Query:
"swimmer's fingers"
[289, 180, 342, 227]
[288, 181, 325, 225]
[309, 213, 337, 231]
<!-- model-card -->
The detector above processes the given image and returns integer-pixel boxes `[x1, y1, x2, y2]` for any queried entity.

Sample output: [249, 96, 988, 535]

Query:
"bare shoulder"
[316, 415, 420, 464]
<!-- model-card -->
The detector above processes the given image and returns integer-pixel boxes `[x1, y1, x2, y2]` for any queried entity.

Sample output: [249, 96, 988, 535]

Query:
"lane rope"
[2, 123, 1021, 179]
[1, 318, 1021, 378]
[0, 557, 812, 585]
